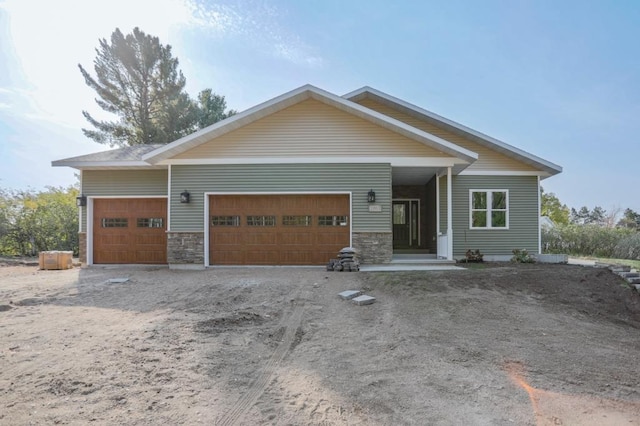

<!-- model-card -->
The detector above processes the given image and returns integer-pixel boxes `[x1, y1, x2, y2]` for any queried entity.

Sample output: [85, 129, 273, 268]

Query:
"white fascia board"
[459, 170, 550, 177]
[51, 160, 157, 169]
[162, 156, 466, 168]
[344, 87, 562, 176]
[144, 84, 478, 165]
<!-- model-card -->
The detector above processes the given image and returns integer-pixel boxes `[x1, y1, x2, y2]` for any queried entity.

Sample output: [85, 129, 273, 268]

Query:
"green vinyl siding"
[443, 175, 539, 257]
[80, 169, 168, 231]
[170, 163, 392, 232]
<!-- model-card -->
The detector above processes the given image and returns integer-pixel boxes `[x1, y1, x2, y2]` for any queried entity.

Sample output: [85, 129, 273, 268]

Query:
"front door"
[392, 200, 419, 248]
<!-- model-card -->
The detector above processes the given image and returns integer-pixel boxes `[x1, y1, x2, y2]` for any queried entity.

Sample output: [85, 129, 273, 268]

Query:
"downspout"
[167, 165, 172, 231]
[435, 174, 440, 236]
[537, 176, 541, 254]
[447, 166, 453, 261]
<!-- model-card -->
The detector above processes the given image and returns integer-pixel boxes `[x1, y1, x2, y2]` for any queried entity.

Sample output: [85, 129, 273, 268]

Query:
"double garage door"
[93, 198, 167, 264]
[209, 194, 350, 265]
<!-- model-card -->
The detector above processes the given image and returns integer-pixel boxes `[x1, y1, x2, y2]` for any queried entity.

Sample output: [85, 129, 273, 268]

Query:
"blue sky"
[1, 0, 638, 213]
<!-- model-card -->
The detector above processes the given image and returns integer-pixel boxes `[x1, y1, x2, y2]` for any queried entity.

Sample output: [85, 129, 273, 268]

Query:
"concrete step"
[618, 272, 640, 279]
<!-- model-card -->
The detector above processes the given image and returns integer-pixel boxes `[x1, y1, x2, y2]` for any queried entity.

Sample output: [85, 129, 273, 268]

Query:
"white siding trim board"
[162, 157, 465, 168]
[459, 170, 551, 178]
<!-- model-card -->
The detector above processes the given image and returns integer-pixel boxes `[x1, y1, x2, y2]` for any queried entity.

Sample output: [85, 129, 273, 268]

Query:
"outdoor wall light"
[76, 194, 87, 207]
[367, 189, 376, 203]
[180, 190, 191, 204]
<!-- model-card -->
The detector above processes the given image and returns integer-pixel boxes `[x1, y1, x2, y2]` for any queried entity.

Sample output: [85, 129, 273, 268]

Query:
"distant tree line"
[0, 186, 79, 257]
[541, 189, 640, 260]
[1, 28, 238, 258]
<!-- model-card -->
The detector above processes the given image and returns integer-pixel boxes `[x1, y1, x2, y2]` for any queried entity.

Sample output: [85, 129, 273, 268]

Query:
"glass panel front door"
[392, 200, 419, 248]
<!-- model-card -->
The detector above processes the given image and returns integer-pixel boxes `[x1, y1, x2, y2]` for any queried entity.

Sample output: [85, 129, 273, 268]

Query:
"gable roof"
[53, 84, 561, 178]
[343, 86, 562, 177]
[141, 84, 478, 165]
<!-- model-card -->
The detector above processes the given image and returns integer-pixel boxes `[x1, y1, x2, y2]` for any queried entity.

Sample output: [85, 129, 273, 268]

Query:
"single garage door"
[209, 194, 350, 265]
[93, 198, 167, 264]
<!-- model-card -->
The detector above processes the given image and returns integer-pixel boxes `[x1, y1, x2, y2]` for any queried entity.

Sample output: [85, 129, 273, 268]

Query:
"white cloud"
[186, 0, 323, 67]
[0, 0, 321, 129]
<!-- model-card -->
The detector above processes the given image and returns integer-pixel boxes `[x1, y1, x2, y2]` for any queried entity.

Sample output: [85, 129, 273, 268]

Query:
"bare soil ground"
[1, 262, 639, 425]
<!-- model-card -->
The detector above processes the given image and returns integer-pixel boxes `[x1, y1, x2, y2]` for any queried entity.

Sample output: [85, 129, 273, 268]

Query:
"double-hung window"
[470, 190, 508, 229]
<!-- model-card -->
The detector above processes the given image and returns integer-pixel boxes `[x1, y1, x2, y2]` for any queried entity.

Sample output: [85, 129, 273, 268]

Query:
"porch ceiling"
[392, 167, 438, 185]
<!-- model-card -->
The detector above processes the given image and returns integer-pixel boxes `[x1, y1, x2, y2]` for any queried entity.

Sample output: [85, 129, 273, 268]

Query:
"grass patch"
[574, 256, 640, 269]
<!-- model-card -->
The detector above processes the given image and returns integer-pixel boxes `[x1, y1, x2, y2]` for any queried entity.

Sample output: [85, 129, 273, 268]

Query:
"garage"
[93, 198, 167, 264]
[209, 194, 350, 265]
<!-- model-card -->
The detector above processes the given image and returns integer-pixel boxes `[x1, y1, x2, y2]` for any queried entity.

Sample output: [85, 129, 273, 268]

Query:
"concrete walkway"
[567, 258, 597, 266]
[360, 264, 465, 272]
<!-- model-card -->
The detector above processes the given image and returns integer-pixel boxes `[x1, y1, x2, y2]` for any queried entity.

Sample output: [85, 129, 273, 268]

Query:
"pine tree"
[79, 28, 233, 147]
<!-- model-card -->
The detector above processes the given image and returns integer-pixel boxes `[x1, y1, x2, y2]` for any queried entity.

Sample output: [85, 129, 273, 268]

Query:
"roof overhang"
[51, 160, 166, 170]
[343, 86, 562, 177]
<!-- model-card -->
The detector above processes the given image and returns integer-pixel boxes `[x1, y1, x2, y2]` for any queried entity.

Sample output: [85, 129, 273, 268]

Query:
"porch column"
[447, 166, 453, 260]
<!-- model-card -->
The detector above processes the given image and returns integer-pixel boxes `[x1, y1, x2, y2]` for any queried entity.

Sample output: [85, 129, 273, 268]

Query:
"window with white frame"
[470, 190, 508, 229]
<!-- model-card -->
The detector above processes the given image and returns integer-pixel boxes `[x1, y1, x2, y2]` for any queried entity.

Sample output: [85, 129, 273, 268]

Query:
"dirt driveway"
[1, 263, 639, 425]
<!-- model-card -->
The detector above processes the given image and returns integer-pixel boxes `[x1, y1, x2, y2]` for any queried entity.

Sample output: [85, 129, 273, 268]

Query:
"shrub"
[613, 233, 640, 260]
[511, 249, 535, 263]
[542, 224, 633, 258]
[460, 249, 483, 263]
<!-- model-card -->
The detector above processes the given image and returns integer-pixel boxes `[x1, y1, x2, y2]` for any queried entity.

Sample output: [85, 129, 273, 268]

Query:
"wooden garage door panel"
[210, 194, 349, 265]
[94, 198, 167, 264]
[279, 232, 314, 245]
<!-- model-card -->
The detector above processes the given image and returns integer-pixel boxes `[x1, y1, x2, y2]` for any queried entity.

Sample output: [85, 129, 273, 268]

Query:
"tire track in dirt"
[215, 298, 305, 426]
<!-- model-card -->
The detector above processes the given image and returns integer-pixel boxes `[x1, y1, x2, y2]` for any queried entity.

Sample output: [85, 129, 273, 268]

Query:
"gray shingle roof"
[52, 145, 163, 168]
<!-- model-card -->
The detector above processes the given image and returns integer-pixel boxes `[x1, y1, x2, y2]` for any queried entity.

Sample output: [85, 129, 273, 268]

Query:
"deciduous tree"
[540, 189, 570, 225]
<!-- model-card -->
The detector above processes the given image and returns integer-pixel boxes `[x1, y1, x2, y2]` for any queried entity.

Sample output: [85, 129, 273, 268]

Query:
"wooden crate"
[39, 251, 73, 270]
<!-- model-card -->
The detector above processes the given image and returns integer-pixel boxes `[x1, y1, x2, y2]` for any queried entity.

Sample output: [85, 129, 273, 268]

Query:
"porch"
[391, 165, 454, 261]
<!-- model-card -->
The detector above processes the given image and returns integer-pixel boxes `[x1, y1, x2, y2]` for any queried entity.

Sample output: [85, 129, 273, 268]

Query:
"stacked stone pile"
[612, 265, 640, 291]
[327, 247, 360, 272]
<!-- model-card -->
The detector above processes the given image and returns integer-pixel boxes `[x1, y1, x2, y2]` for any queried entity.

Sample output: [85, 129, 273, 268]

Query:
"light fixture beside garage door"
[367, 189, 376, 203]
[76, 194, 87, 207]
[180, 190, 190, 203]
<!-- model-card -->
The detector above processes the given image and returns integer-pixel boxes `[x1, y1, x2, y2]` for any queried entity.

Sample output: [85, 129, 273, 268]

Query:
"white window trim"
[469, 189, 509, 230]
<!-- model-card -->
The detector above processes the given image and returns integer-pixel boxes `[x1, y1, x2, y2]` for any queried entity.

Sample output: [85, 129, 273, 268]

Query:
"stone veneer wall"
[352, 232, 393, 264]
[78, 232, 87, 264]
[167, 232, 205, 265]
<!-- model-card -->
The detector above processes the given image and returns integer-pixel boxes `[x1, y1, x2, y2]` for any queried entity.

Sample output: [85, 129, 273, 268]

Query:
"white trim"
[167, 165, 172, 231]
[87, 198, 93, 265]
[537, 176, 542, 254]
[459, 170, 549, 177]
[78, 170, 83, 234]
[436, 174, 440, 236]
[52, 161, 163, 168]
[203, 191, 353, 267]
[468, 189, 510, 230]
[161, 156, 465, 168]
[446, 167, 453, 260]
[86, 195, 169, 266]
[204, 194, 210, 267]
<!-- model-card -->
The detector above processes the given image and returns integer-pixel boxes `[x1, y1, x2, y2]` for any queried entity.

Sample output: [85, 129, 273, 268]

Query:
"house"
[53, 85, 562, 267]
